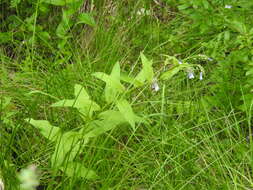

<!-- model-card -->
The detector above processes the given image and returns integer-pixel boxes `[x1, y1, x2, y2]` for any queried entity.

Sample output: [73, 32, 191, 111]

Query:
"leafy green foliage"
[25, 119, 60, 141]
[60, 162, 98, 180]
[77, 13, 96, 27]
[93, 62, 125, 103]
[116, 99, 136, 130]
[135, 53, 154, 84]
[25, 61, 146, 180]
[2, 0, 253, 189]
[51, 84, 100, 117]
[92, 72, 125, 93]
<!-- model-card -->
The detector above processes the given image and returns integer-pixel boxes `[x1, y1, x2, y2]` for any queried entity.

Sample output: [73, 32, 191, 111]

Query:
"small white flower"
[151, 79, 160, 92]
[136, 8, 150, 16]
[199, 72, 203, 80]
[137, 8, 145, 15]
[225, 5, 232, 9]
[18, 165, 40, 190]
[207, 57, 213, 61]
[178, 60, 183, 64]
[0, 178, 4, 190]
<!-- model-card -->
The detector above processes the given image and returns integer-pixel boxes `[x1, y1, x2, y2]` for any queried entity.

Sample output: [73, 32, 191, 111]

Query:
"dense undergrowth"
[1, 0, 253, 189]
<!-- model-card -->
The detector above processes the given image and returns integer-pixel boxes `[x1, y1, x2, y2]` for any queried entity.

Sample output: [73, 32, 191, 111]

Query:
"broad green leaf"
[120, 74, 143, 87]
[51, 84, 100, 117]
[74, 84, 100, 116]
[93, 72, 125, 92]
[98, 110, 126, 124]
[56, 22, 69, 38]
[104, 62, 121, 103]
[98, 110, 145, 124]
[110, 62, 121, 80]
[25, 119, 60, 141]
[116, 99, 136, 130]
[61, 162, 98, 179]
[160, 66, 181, 80]
[51, 99, 76, 107]
[42, 0, 80, 6]
[83, 120, 118, 138]
[74, 84, 90, 99]
[140, 52, 154, 82]
[51, 131, 86, 167]
[56, 9, 73, 38]
[38, 31, 50, 42]
[135, 53, 154, 84]
[83, 109, 142, 138]
[76, 13, 96, 27]
[51, 98, 100, 117]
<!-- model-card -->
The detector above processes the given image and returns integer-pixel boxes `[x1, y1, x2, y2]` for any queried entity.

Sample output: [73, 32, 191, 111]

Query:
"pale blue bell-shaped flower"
[199, 72, 203, 80]
[151, 78, 160, 92]
[188, 71, 195, 79]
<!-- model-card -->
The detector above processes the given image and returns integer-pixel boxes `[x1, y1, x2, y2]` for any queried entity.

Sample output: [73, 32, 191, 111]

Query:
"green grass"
[1, 1, 253, 189]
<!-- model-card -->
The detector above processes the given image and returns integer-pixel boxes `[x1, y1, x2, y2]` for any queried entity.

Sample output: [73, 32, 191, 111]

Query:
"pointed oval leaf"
[160, 66, 181, 80]
[116, 99, 136, 130]
[98, 110, 126, 124]
[51, 99, 76, 107]
[25, 119, 60, 141]
[61, 162, 98, 179]
[77, 13, 96, 27]
[135, 53, 154, 84]
[83, 120, 117, 138]
[120, 74, 143, 87]
[51, 131, 85, 167]
[74, 84, 90, 100]
[104, 62, 121, 103]
[140, 52, 154, 82]
[92, 72, 125, 92]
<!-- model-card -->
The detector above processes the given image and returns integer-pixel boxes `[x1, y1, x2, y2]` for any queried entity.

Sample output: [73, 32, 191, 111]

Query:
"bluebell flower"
[188, 71, 194, 79]
[151, 78, 160, 92]
[199, 72, 203, 80]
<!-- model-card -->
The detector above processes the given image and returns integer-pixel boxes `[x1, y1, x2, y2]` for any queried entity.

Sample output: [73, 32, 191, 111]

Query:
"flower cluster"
[178, 60, 204, 80]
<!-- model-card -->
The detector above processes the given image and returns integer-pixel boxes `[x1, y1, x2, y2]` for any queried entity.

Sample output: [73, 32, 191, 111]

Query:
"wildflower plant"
[160, 55, 204, 81]
[25, 52, 154, 180]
